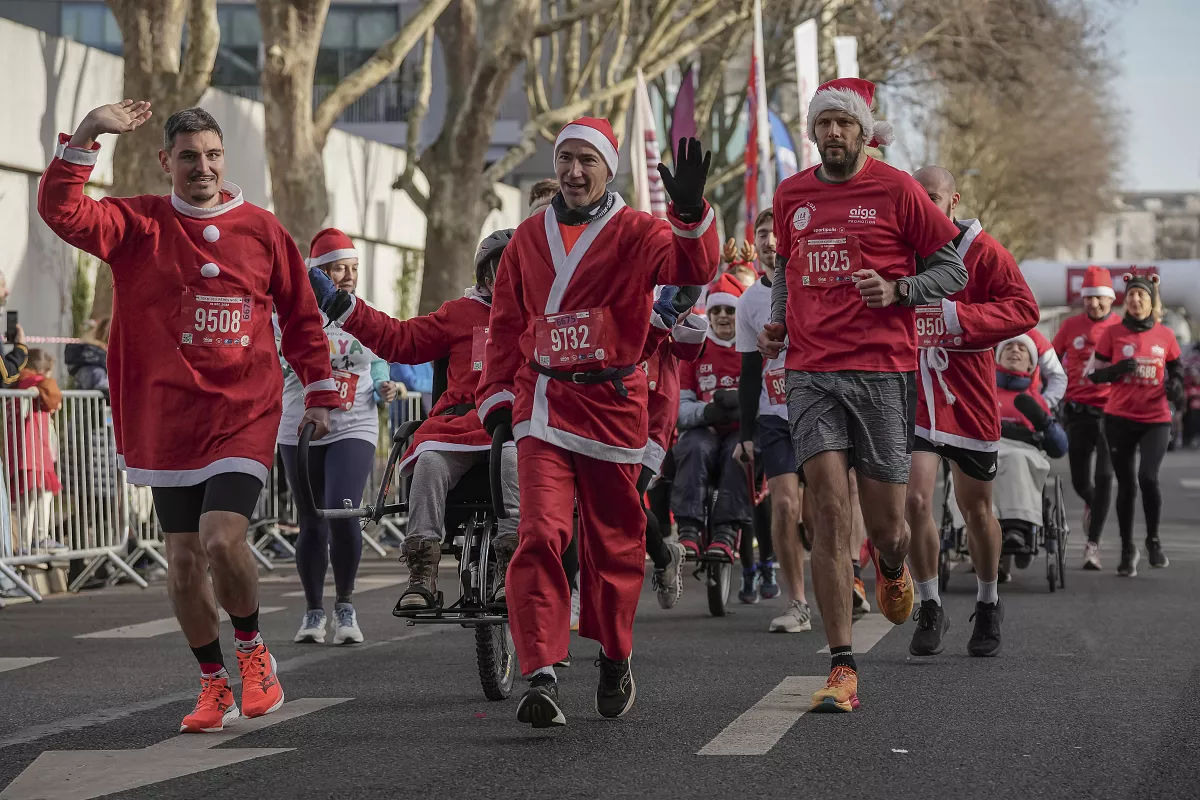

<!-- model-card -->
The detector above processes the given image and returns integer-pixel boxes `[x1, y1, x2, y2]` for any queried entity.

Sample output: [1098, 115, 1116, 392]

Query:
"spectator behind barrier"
[65, 318, 111, 392]
[0, 269, 28, 386]
[7, 349, 63, 553]
[389, 361, 433, 429]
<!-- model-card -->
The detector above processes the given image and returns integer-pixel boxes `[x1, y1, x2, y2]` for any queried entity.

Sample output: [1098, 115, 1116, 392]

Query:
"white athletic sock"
[529, 666, 557, 682]
[977, 578, 998, 605]
[234, 634, 263, 653]
[916, 577, 940, 605]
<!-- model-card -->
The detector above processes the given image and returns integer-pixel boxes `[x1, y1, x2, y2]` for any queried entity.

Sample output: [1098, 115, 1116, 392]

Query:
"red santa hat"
[1080, 265, 1115, 299]
[806, 77, 894, 149]
[308, 227, 358, 267]
[706, 272, 745, 311]
[554, 117, 619, 181]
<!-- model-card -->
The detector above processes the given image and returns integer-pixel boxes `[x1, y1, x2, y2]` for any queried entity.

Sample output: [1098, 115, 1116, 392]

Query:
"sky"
[1108, 0, 1200, 191]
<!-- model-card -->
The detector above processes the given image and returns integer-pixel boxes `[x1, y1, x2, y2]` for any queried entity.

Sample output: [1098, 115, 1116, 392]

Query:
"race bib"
[533, 308, 611, 368]
[798, 230, 862, 287]
[915, 304, 962, 348]
[471, 326, 489, 372]
[180, 289, 251, 348]
[764, 367, 787, 406]
[332, 368, 357, 410]
[1129, 356, 1162, 386]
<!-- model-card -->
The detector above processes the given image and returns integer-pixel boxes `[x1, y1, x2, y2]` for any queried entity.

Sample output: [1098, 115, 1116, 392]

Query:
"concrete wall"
[0, 16, 522, 353]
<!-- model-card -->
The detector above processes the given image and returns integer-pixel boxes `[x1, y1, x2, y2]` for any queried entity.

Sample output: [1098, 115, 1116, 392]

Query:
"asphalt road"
[2, 450, 1198, 799]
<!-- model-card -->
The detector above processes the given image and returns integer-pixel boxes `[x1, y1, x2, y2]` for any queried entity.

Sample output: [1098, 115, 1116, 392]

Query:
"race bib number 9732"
[534, 308, 612, 368]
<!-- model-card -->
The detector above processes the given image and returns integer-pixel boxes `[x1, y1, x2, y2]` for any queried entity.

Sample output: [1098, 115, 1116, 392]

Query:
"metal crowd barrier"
[0, 390, 424, 604]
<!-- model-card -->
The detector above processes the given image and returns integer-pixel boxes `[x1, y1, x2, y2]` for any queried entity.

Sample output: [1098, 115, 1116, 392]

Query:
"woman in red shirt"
[1089, 273, 1183, 576]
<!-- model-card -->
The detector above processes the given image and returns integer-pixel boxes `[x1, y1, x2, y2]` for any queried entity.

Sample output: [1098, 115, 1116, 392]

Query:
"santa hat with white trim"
[554, 117, 619, 181]
[1080, 265, 1115, 299]
[308, 227, 358, 267]
[806, 77, 894, 149]
[706, 272, 745, 311]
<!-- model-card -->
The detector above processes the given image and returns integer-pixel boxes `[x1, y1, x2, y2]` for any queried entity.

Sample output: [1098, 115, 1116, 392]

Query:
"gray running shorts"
[785, 369, 915, 485]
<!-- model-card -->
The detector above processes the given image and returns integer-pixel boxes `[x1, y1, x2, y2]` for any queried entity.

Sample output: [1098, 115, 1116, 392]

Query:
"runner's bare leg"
[804, 450, 853, 648]
[769, 472, 806, 603]
[199, 510, 259, 617]
[953, 465, 1001, 583]
[904, 452, 943, 584]
[166, 533, 221, 647]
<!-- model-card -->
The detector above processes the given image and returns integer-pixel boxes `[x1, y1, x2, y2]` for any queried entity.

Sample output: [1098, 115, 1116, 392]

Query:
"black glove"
[1089, 358, 1136, 383]
[1001, 421, 1038, 445]
[701, 402, 735, 426]
[672, 285, 704, 315]
[1014, 393, 1051, 432]
[307, 266, 353, 322]
[1167, 376, 1186, 409]
[713, 388, 740, 410]
[657, 137, 711, 222]
[483, 407, 513, 438]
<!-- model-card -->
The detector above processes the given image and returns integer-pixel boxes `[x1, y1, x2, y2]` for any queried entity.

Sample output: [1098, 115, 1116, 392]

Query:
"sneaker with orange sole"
[810, 665, 860, 712]
[852, 577, 871, 620]
[867, 542, 914, 624]
[180, 674, 240, 733]
[237, 642, 285, 718]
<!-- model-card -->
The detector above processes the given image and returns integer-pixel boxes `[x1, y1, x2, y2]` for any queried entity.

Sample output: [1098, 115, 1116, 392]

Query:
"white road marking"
[75, 607, 285, 639]
[1181, 478, 1200, 490]
[280, 577, 403, 599]
[818, 613, 895, 654]
[697, 676, 828, 756]
[0, 698, 349, 800]
[0, 658, 57, 674]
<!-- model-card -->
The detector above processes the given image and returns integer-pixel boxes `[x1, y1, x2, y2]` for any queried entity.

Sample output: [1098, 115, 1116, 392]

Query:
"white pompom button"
[202, 225, 220, 242]
[200, 263, 220, 278]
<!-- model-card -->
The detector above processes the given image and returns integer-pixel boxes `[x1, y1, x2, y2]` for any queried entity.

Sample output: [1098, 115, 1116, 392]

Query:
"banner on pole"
[834, 36, 859, 78]
[632, 69, 667, 218]
[793, 20, 819, 170]
[769, 110, 798, 183]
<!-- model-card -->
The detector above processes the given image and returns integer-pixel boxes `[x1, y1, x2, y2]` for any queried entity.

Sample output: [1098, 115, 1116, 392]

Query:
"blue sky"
[1110, 0, 1200, 190]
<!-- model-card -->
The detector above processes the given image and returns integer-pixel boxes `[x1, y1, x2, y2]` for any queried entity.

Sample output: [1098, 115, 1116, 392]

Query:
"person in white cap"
[1052, 265, 1121, 568]
[38, 101, 337, 733]
[758, 78, 968, 712]
[476, 117, 719, 727]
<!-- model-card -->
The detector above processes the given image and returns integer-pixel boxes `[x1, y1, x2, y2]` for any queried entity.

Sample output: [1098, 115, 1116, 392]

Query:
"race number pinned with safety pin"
[915, 304, 962, 348]
[798, 229, 862, 287]
[331, 368, 357, 410]
[180, 289, 251, 347]
[533, 308, 612, 368]
[471, 326, 489, 372]
[764, 367, 788, 406]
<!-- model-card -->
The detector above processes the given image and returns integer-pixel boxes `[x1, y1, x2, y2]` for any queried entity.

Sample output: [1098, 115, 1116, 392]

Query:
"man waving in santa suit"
[477, 118, 719, 728]
[38, 101, 338, 733]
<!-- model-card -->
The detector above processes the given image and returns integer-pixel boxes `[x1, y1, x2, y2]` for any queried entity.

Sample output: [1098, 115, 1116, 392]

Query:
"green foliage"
[71, 252, 95, 337]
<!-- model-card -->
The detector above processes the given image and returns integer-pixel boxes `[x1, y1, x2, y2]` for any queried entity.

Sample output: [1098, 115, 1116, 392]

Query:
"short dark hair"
[754, 209, 774, 231]
[163, 107, 224, 152]
[528, 178, 559, 208]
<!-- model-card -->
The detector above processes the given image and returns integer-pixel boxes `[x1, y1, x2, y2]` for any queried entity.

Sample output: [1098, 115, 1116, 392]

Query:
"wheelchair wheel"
[706, 560, 733, 617]
[938, 548, 950, 591]
[474, 531, 516, 701]
[1053, 477, 1067, 590]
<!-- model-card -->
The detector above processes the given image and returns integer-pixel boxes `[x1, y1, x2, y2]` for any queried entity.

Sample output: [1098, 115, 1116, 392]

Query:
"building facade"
[1056, 191, 1200, 262]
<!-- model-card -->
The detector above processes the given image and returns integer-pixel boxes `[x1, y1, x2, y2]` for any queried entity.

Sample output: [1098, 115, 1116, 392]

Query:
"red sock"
[233, 628, 259, 642]
[200, 662, 225, 676]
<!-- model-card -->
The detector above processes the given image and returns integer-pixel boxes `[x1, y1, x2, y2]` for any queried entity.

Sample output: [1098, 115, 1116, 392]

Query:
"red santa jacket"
[915, 220, 1039, 451]
[476, 198, 719, 463]
[339, 289, 493, 473]
[996, 373, 1052, 432]
[37, 134, 337, 486]
[640, 311, 706, 471]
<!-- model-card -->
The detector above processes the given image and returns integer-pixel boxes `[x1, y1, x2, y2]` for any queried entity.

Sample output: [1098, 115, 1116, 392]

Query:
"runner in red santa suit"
[38, 102, 338, 733]
[1088, 272, 1183, 576]
[1052, 266, 1121, 569]
[477, 118, 719, 728]
[759, 79, 968, 712]
[309, 231, 521, 609]
[902, 166, 1039, 659]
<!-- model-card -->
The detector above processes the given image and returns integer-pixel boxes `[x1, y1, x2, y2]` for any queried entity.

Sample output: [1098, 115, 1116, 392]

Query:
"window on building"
[61, 2, 122, 54]
[1115, 243, 1122, 259]
[212, 5, 263, 89]
[1086, 243, 1093, 259]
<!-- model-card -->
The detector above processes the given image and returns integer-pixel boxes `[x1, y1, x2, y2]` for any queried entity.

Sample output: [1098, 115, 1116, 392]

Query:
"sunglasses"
[708, 306, 736, 316]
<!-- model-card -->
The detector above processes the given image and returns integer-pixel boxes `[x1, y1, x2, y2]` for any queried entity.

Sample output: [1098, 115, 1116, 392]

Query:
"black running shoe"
[1117, 546, 1140, 577]
[516, 674, 566, 728]
[1146, 540, 1169, 568]
[967, 600, 1003, 657]
[595, 652, 636, 718]
[908, 599, 949, 657]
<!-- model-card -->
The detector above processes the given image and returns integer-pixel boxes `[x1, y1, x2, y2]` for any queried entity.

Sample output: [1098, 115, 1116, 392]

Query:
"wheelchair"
[296, 361, 517, 701]
[937, 459, 1069, 593]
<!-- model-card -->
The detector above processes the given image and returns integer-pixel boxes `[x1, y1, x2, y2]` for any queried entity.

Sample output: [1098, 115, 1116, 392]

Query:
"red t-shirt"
[1052, 311, 1121, 408]
[680, 335, 741, 402]
[1094, 323, 1181, 424]
[772, 158, 959, 373]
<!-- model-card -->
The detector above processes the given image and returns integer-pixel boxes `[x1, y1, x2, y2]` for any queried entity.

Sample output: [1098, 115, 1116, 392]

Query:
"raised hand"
[71, 100, 152, 148]
[657, 137, 712, 220]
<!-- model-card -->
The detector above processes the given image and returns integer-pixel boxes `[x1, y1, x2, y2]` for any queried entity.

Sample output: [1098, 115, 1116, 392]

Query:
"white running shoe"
[654, 542, 686, 610]
[332, 603, 364, 645]
[769, 600, 812, 633]
[1082, 541, 1102, 571]
[569, 588, 581, 631]
[294, 609, 327, 644]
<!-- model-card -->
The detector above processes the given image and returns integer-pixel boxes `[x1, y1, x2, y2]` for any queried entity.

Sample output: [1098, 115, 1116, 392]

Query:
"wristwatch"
[897, 278, 911, 305]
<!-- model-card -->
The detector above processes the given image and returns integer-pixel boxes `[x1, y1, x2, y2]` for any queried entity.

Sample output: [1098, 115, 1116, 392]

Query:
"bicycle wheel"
[1054, 478, 1068, 590]
[707, 560, 732, 617]
[475, 528, 516, 701]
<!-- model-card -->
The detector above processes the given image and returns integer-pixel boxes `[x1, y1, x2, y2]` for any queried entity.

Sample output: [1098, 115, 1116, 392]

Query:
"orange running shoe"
[852, 577, 871, 620]
[180, 674, 240, 733]
[810, 665, 860, 712]
[237, 642, 285, 718]
[868, 542, 914, 624]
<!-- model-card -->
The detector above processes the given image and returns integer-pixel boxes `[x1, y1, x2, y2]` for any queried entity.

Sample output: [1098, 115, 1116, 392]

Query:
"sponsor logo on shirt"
[847, 206, 878, 224]
[792, 202, 815, 232]
[1073, 335, 1086, 350]
[1151, 344, 1165, 357]
[1122, 343, 1136, 357]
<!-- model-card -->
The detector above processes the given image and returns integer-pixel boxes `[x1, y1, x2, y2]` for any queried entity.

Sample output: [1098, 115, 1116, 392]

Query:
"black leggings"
[1104, 414, 1171, 546]
[639, 465, 672, 569]
[1064, 404, 1114, 543]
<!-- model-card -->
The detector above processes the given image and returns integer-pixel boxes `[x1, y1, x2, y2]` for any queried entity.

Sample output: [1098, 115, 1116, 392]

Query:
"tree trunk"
[418, 163, 487, 315]
[257, 0, 331, 246]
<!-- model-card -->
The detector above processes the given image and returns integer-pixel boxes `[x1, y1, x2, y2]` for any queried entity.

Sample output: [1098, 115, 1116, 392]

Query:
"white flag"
[834, 36, 859, 78]
[793, 20, 820, 170]
[632, 69, 667, 218]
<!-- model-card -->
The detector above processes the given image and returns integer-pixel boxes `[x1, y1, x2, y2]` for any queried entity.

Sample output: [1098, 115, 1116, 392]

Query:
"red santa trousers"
[507, 436, 645, 672]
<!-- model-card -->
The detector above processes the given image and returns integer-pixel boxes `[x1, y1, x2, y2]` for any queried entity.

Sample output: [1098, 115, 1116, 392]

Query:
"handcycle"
[296, 402, 517, 700]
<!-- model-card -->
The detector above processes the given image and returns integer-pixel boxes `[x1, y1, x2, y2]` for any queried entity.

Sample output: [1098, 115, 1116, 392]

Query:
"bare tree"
[92, 0, 219, 318]
[254, 0, 453, 246]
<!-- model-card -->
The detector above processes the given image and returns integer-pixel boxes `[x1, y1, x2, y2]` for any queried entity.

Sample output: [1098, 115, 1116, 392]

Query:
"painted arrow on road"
[0, 697, 350, 800]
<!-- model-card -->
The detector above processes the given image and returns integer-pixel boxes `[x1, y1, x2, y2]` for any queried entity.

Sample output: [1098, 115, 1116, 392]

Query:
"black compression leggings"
[639, 466, 672, 570]
[1104, 414, 1171, 546]
[1065, 406, 1114, 543]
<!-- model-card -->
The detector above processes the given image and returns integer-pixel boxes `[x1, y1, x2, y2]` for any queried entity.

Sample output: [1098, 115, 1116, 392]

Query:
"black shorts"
[151, 472, 265, 533]
[913, 436, 997, 483]
[755, 415, 799, 480]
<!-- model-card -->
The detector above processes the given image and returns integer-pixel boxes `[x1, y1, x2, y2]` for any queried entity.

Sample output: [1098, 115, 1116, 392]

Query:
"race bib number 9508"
[180, 290, 251, 347]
